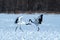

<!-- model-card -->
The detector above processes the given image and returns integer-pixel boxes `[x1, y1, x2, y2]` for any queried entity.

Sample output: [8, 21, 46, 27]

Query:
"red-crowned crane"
[29, 14, 43, 31]
[15, 16, 31, 31]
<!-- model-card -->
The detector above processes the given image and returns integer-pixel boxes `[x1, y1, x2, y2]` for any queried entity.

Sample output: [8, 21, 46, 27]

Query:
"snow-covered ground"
[0, 13, 60, 40]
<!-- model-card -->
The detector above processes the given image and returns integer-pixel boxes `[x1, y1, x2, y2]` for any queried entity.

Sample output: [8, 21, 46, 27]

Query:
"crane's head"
[41, 14, 43, 17]
[29, 19, 34, 23]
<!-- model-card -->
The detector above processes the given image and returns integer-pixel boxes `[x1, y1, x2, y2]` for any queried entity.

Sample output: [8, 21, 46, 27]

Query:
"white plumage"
[17, 16, 26, 25]
[15, 16, 31, 31]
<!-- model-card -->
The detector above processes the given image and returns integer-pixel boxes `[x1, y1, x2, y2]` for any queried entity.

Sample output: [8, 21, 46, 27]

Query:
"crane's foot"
[37, 27, 40, 31]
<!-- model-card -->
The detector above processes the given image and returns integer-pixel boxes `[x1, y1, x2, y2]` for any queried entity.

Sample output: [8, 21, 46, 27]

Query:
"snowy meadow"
[0, 13, 60, 40]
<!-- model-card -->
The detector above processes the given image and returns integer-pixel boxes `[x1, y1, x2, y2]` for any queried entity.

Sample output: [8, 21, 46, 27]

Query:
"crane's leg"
[15, 26, 18, 31]
[37, 27, 40, 31]
[19, 27, 23, 32]
[19, 25, 23, 32]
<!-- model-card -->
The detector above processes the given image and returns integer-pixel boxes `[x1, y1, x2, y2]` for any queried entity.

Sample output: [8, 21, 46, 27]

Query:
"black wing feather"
[15, 17, 18, 24]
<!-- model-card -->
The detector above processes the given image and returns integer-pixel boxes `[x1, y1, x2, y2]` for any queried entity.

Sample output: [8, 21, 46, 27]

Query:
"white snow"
[0, 13, 60, 40]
